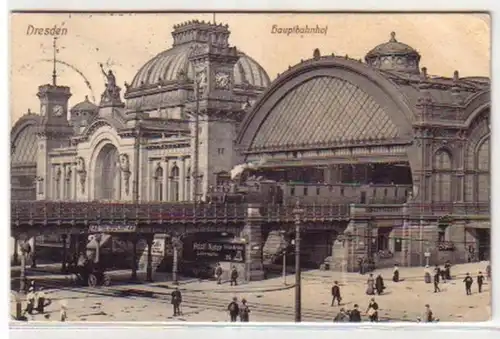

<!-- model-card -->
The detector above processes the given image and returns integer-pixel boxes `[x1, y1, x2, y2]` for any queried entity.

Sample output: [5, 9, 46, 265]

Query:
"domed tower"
[365, 32, 421, 74]
[69, 95, 98, 132]
[124, 20, 271, 199]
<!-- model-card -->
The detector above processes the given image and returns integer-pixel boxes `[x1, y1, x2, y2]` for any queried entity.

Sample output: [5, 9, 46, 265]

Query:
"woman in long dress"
[366, 298, 379, 322]
[392, 264, 400, 282]
[424, 265, 432, 284]
[366, 273, 375, 295]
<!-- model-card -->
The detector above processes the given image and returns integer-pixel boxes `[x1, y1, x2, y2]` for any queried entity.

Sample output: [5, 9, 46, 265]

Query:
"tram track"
[23, 280, 415, 322]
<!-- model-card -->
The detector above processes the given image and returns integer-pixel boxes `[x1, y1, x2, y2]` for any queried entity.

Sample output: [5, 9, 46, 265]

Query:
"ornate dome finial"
[84, 95, 89, 101]
[390, 31, 397, 42]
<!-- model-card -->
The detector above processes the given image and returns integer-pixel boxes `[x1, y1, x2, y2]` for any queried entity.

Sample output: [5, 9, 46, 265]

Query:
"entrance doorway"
[477, 229, 490, 261]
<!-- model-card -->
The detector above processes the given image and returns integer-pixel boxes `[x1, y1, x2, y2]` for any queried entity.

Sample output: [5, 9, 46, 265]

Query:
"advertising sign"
[192, 242, 245, 263]
[89, 225, 137, 233]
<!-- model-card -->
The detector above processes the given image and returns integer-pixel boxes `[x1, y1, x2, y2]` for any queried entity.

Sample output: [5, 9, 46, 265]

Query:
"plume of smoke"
[230, 157, 267, 180]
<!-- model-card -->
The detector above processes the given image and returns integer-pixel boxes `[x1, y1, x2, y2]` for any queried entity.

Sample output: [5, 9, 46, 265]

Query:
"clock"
[40, 104, 47, 116]
[215, 72, 230, 90]
[52, 104, 64, 117]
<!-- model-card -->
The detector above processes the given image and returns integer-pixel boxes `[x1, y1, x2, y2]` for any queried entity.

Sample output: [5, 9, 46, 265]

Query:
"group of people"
[426, 262, 489, 295]
[333, 298, 379, 322]
[214, 263, 239, 286]
[18, 281, 63, 321]
[227, 297, 251, 322]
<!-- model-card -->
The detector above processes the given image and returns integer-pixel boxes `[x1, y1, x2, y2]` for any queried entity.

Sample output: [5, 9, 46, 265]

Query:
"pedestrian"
[35, 287, 48, 314]
[366, 298, 379, 322]
[375, 274, 385, 295]
[333, 307, 349, 322]
[171, 287, 182, 316]
[230, 266, 239, 286]
[227, 297, 239, 322]
[366, 273, 375, 295]
[392, 264, 400, 282]
[239, 298, 250, 322]
[331, 281, 342, 306]
[424, 265, 432, 284]
[215, 263, 223, 285]
[477, 271, 484, 293]
[463, 272, 473, 295]
[349, 304, 362, 322]
[358, 257, 364, 275]
[424, 304, 434, 322]
[24, 287, 35, 316]
[433, 270, 441, 293]
[59, 300, 67, 322]
[444, 261, 452, 280]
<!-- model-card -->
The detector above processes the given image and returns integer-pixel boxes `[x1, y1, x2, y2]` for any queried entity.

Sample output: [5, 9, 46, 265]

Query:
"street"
[10, 261, 491, 322]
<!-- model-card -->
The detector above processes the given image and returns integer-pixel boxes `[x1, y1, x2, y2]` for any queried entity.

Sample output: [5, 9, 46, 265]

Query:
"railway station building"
[11, 20, 490, 278]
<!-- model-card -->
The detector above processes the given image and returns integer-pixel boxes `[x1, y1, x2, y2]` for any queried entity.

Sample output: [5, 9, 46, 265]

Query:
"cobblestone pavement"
[10, 262, 491, 323]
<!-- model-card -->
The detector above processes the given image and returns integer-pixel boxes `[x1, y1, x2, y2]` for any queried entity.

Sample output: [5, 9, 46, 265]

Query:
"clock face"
[52, 105, 64, 117]
[40, 105, 47, 116]
[215, 72, 230, 90]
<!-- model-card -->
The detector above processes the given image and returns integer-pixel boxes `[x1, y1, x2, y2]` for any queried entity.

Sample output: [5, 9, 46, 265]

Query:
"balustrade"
[10, 200, 489, 226]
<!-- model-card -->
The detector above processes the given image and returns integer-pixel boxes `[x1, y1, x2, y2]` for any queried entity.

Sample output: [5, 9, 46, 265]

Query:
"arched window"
[154, 165, 164, 201]
[476, 138, 490, 202]
[185, 167, 191, 201]
[433, 149, 453, 202]
[170, 165, 180, 202]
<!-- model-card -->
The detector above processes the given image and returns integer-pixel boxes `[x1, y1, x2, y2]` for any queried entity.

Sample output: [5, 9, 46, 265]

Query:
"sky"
[9, 13, 490, 127]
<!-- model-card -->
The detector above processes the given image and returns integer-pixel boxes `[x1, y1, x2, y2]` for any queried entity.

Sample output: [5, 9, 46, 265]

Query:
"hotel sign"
[192, 242, 245, 263]
[89, 224, 137, 233]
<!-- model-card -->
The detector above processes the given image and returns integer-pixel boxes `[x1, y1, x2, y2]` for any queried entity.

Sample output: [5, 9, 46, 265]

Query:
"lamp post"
[292, 201, 304, 323]
[279, 230, 288, 285]
[19, 241, 31, 293]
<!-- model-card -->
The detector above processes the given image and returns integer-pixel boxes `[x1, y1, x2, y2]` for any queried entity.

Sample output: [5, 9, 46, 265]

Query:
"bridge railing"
[11, 201, 489, 224]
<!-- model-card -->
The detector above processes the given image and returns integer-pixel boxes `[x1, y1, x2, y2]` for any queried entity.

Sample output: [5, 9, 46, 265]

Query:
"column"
[179, 157, 185, 201]
[61, 234, 68, 272]
[163, 159, 169, 201]
[171, 236, 182, 284]
[12, 237, 19, 265]
[146, 235, 154, 282]
[29, 237, 37, 268]
[71, 163, 78, 200]
[60, 166, 65, 200]
[242, 204, 265, 281]
[130, 234, 138, 280]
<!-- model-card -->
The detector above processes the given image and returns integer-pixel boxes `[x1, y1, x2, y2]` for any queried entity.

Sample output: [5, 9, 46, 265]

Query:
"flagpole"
[52, 37, 58, 86]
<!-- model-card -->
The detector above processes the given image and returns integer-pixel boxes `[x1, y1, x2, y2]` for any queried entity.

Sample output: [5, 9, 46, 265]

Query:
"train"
[206, 178, 412, 205]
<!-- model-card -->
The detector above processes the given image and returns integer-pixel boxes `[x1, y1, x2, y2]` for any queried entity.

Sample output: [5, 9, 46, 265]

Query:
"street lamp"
[279, 230, 289, 285]
[292, 201, 304, 323]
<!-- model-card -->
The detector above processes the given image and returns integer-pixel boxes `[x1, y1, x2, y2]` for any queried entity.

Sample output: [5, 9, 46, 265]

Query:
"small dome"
[365, 32, 421, 74]
[70, 96, 98, 113]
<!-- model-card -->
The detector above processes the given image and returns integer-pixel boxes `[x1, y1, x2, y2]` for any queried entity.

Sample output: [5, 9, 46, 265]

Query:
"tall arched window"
[154, 165, 164, 201]
[170, 165, 180, 202]
[433, 149, 453, 202]
[476, 138, 490, 202]
[185, 167, 191, 201]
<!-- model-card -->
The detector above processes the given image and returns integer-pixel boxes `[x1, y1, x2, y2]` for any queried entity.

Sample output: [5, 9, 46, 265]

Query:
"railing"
[408, 202, 490, 215]
[10, 200, 490, 226]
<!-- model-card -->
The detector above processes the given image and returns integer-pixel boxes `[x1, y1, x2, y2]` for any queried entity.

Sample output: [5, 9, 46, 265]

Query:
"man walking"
[230, 266, 239, 286]
[35, 287, 48, 314]
[331, 281, 342, 306]
[433, 269, 441, 293]
[463, 273, 473, 295]
[171, 287, 182, 316]
[477, 271, 484, 293]
[239, 298, 250, 322]
[227, 297, 240, 322]
[215, 263, 223, 285]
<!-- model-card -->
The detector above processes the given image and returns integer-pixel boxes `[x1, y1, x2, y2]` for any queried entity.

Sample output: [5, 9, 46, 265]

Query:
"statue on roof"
[99, 63, 122, 105]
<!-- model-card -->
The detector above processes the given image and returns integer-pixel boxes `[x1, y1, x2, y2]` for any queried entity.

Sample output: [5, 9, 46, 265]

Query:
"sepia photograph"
[9, 12, 491, 324]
